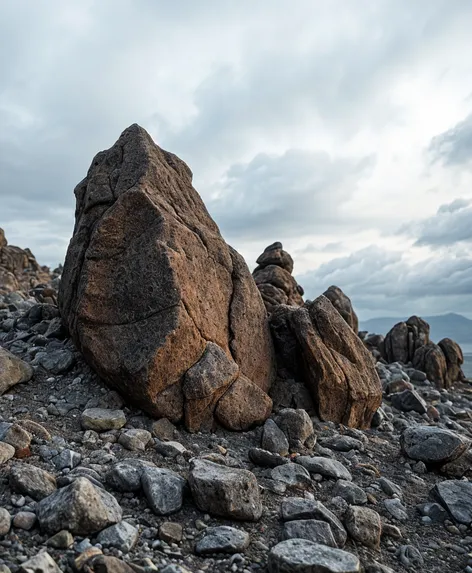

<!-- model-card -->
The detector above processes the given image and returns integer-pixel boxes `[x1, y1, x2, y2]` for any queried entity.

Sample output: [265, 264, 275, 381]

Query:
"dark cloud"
[399, 198, 472, 247]
[207, 150, 375, 240]
[429, 112, 472, 168]
[298, 245, 472, 319]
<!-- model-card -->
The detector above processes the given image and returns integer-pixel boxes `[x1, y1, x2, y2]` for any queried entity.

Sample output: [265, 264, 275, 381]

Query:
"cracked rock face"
[58, 125, 275, 429]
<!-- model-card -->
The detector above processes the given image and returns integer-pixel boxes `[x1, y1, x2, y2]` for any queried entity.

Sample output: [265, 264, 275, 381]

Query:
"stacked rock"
[252, 242, 304, 313]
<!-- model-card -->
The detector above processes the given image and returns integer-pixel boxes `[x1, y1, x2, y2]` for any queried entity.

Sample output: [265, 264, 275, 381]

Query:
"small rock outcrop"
[384, 316, 430, 364]
[438, 338, 466, 387]
[252, 242, 304, 313]
[58, 124, 275, 431]
[323, 285, 359, 333]
[270, 295, 382, 429]
[0, 228, 53, 295]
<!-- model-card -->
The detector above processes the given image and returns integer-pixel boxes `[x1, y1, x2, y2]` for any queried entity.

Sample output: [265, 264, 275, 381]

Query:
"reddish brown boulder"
[323, 285, 359, 333]
[413, 342, 447, 388]
[384, 315, 430, 364]
[253, 242, 304, 313]
[270, 295, 382, 429]
[58, 125, 275, 430]
[439, 338, 466, 387]
[215, 375, 273, 431]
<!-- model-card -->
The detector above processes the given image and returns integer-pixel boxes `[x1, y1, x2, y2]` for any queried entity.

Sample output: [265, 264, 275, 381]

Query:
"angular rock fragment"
[0, 347, 33, 395]
[283, 519, 337, 547]
[141, 466, 186, 515]
[432, 480, 472, 525]
[10, 464, 57, 501]
[188, 458, 262, 521]
[195, 526, 250, 555]
[344, 505, 381, 548]
[323, 286, 358, 332]
[296, 456, 352, 481]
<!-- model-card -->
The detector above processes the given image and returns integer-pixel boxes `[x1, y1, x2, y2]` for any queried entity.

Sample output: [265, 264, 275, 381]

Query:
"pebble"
[97, 521, 139, 553]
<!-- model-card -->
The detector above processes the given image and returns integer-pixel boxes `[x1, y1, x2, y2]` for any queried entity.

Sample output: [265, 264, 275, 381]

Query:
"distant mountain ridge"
[360, 313, 472, 346]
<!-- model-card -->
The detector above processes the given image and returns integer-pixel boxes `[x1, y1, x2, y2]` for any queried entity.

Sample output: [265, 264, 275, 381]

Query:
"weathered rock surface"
[323, 286, 358, 333]
[270, 296, 381, 428]
[401, 426, 469, 465]
[188, 459, 262, 521]
[268, 539, 360, 573]
[0, 347, 34, 395]
[344, 505, 381, 548]
[384, 316, 430, 364]
[141, 466, 186, 515]
[413, 343, 447, 388]
[18, 552, 62, 573]
[195, 526, 250, 555]
[252, 242, 303, 313]
[10, 464, 57, 500]
[58, 124, 275, 428]
[438, 338, 465, 387]
[37, 477, 122, 535]
[432, 480, 472, 525]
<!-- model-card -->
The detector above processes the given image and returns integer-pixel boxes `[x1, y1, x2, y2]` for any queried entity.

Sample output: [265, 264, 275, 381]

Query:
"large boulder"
[384, 316, 430, 364]
[412, 343, 447, 388]
[252, 242, 304, 313]
[58, 125, 275, 430]
[270, 295, 382, 429]
[438, 338, 465, 387]
[323, 285, 358, 333]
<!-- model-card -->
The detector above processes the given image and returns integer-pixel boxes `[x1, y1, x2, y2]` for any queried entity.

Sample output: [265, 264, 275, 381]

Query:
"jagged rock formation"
[252, 242, 304, 313]
[382, 317, 465, 388]
[270, 295, 382, 429]
[0, 228, 52, 296]
[323, 285, 359, 332]
[58, 124, 275, 431]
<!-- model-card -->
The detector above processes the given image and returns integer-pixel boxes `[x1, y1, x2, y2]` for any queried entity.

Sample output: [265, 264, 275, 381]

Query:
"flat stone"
[12, 511, 36, 530]
[334, 480, 367, 505]
[401, 426, 469, 465]
[432, 480, 472, 525]
[262, 419, 289, 456]
[118, 429, 152, 451]
[155, 439, 187, 458]
[189, 458, 262, 521]
[151, 418, 177, 441]
[18, 552, 62, 573]
[81, 408, 126, 431]
[195, 525, 250, 554]
[97, 521, 139, 553]
[344, 506, 381, 548]
[159, 521, 183, 543]
[320, 436, 364, 452]
[271, 463, 312, 489]
[106, 459, 155, 492]
[268, 539, 360, 573]
[390, 390, 427, 414]
[0, 442, 15, 463]
[283, 519, 337, 547]
[249, 448, 290, 468]
[281, 498, 347, 548]
[10, 464, 57, 500]
[296, 456, 352, 481]
[0, 507, 11, 535]
[141, 466, 186, 515]
[37, 477, 122, 535]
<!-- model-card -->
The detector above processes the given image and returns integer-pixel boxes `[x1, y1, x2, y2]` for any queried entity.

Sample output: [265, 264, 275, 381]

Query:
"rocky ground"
[1, 291, 472, 573]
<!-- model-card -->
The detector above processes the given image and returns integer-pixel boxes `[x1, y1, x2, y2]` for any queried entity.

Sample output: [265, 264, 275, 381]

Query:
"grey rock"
[0, 347, 33, 396]
[262, 419, 289, 456]
[390, 390, 427, 414]
[283, 519, 337, 547]
[161, 566, 192, 573]
[296, 456, 352, 481]
[334, 480, 367, 505]
[151, 418, 177, 441]
[268, 539, 360, 573]
[118, 429, 152, 451]
[281, 498, 347, 548]
[320, 435, 364, 452]
[35, 349, 75, 374]
[401, 426, 469, 465]
[52, 448, 81, 470]
[12, 511, 36, 530]
[378, 477, 403, 499]
[19, 552, 62, 573]
[46, 530, 74, 549]
[141, 466, 186, 515]
[97, 521, 139, 552]
[154, 439, 187, 458]
[37, 476, 122, 535]
[432, 480, 472, 525]
[10, 464, 57, 501]
[195, 525, 250, 554]
[106, 459, 155, 492]
[189, 458, 262, 521]
[271, 463, 312, 489]
[416, 502, 448, 523]
[384, 498, 408, 521]
[249, 448, 290, 468]
[344, 505, 381, 548]
[365, 563, 395, 573]
[397, 545, 424, 568]
[0, 507, 11, 535]
[274, 409, 315, 451]
[81, 408, 126, 431]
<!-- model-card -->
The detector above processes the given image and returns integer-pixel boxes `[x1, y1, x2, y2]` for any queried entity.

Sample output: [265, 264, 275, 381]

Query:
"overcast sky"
[1, 0, 472, 320]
